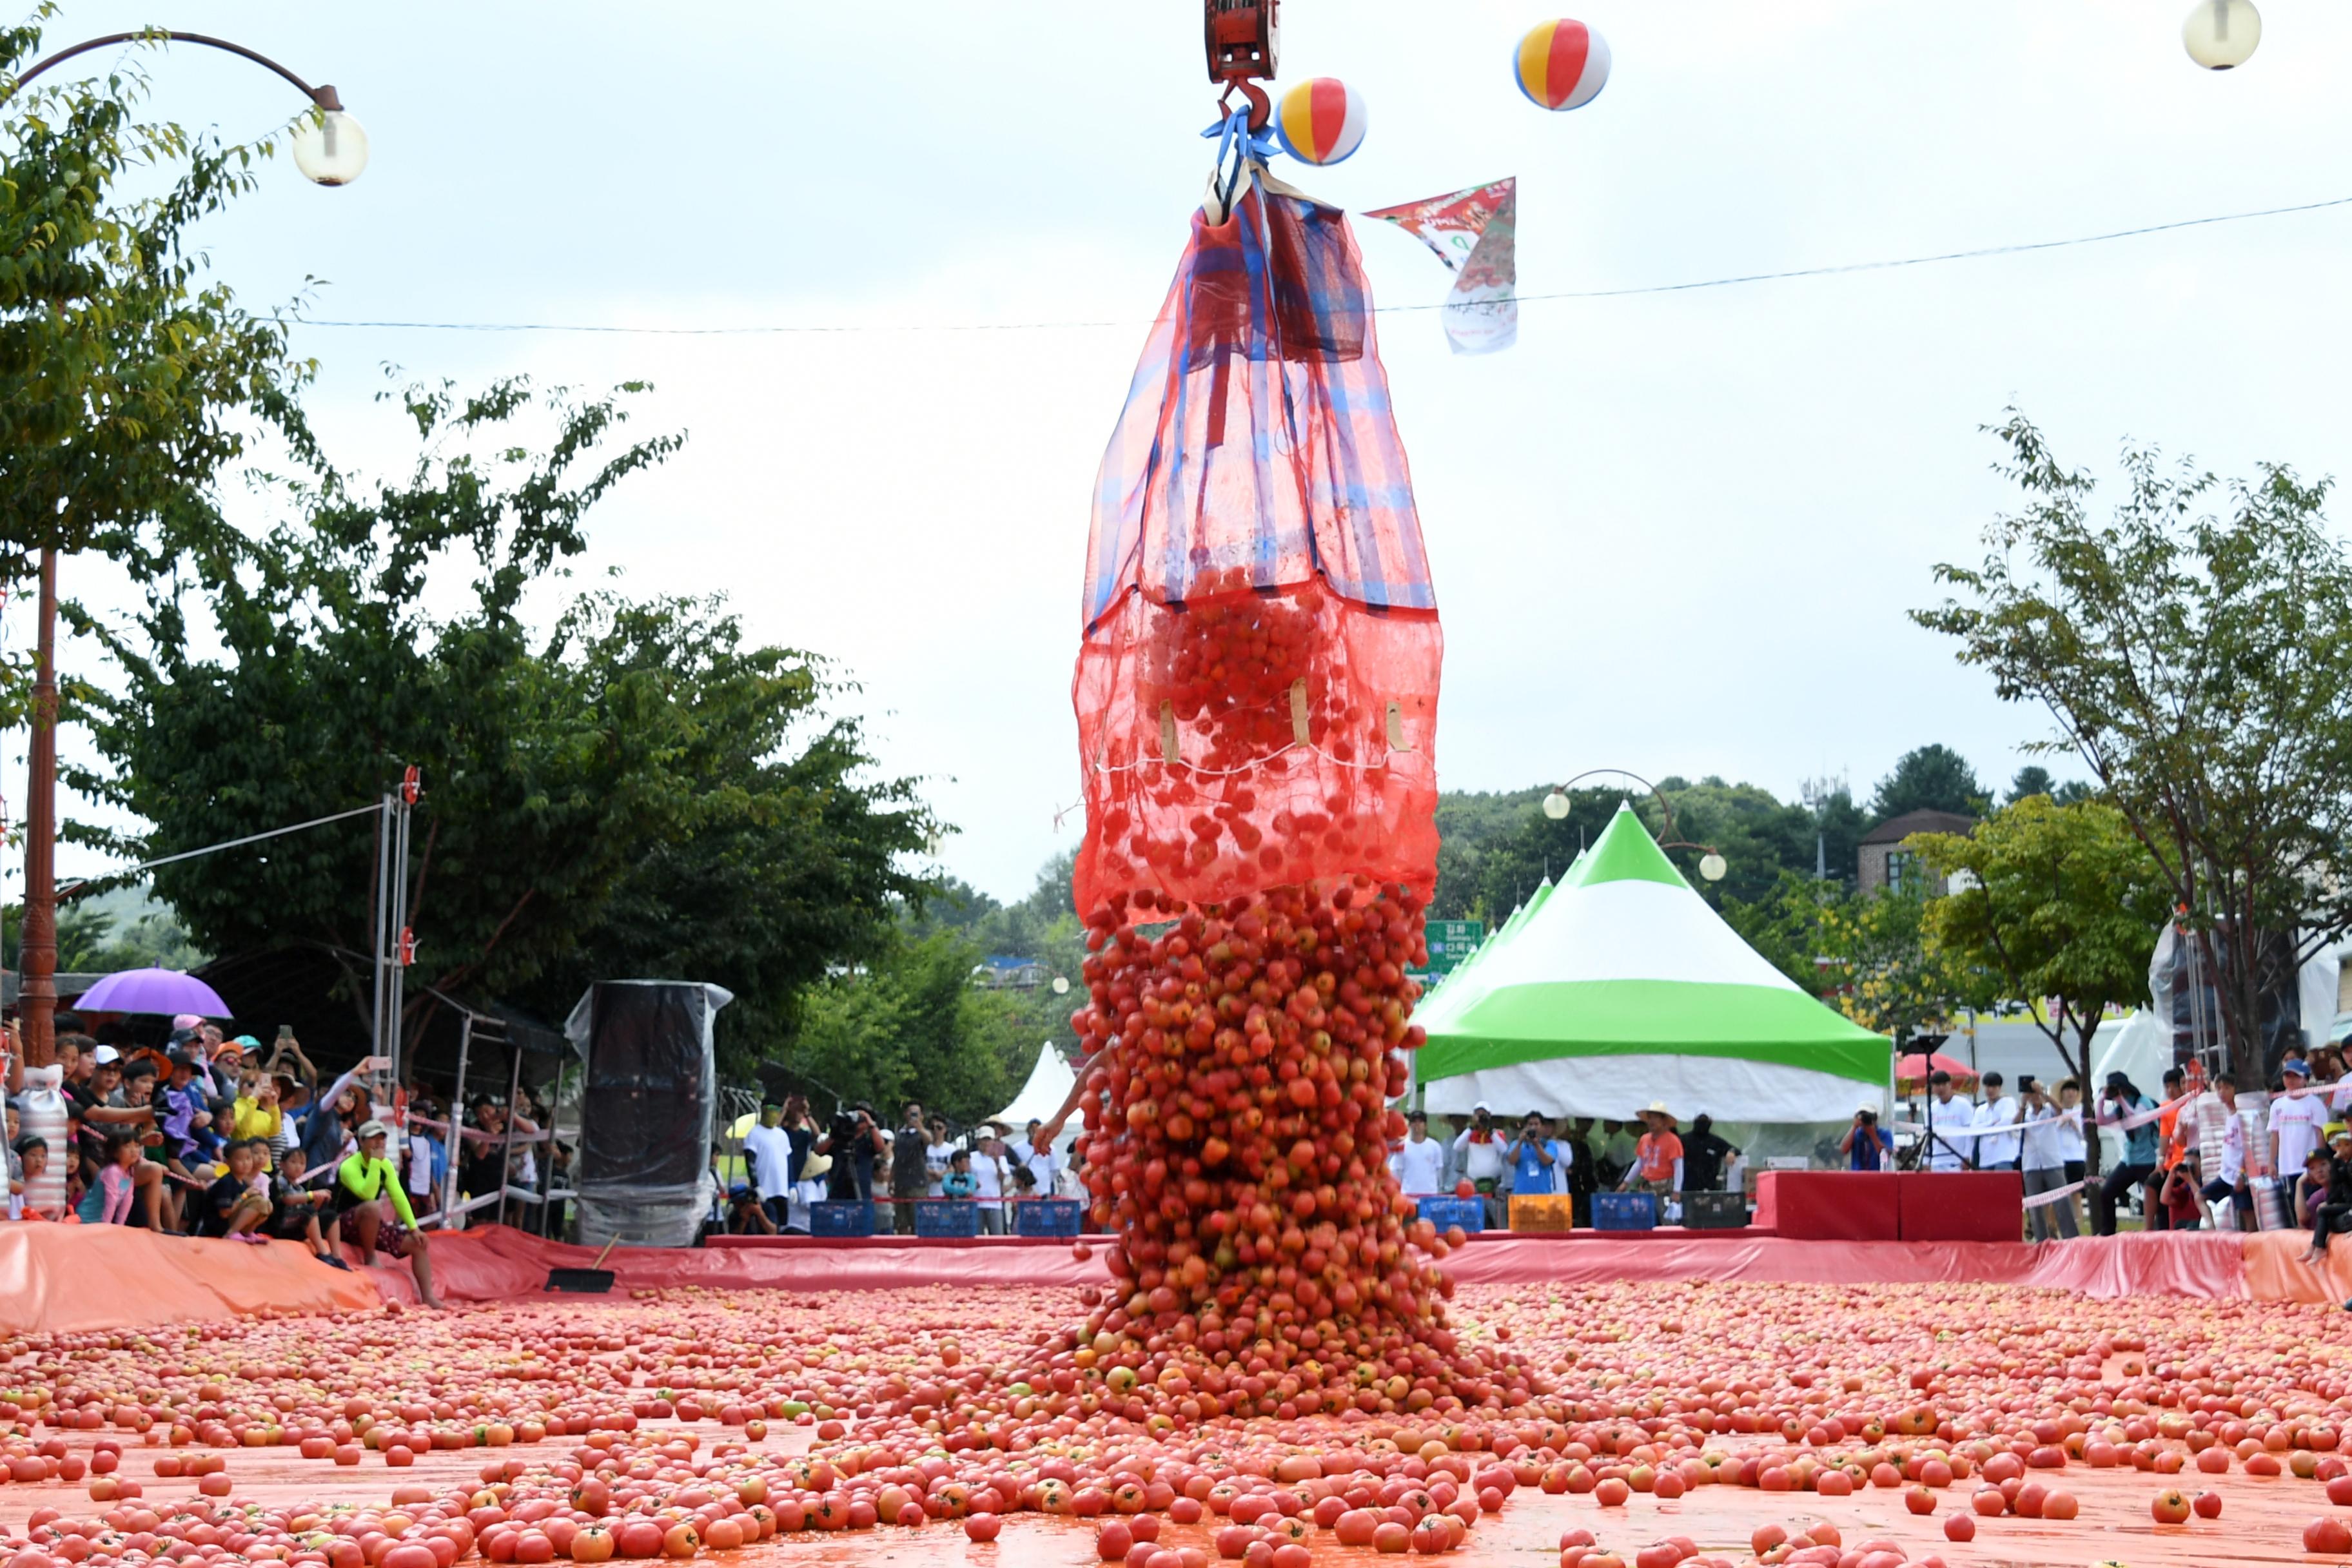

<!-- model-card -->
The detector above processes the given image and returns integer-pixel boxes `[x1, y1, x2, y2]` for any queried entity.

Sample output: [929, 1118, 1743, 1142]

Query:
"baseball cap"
[357, 1120, 389, 1141]
[171, 1014, 203, 1032]
[1472, 1101, 1493, 1114]
[93, 1046, 120, 1066]
[729, 1181, 752, 1198]
[2284, 1059, 2312, 1079]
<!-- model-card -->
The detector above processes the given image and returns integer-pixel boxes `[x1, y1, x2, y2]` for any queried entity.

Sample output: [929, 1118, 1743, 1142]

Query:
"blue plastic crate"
[1416, 1196, 1485, 1233]
[810, 1200, 875, 1238]
[914, 1199, 981, 1239]
[1592, 1192, 1657, 1232]
[1014, 1199, 1083, 1238]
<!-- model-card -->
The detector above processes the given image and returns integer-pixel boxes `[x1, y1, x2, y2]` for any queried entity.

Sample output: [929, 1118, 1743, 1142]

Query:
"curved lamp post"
[1541, 768, 1729, 883]
[10, 32, 364, 1066]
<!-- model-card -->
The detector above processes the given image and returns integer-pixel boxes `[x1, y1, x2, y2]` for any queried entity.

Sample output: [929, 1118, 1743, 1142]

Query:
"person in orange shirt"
[1620, 1102, 1684, 1197]
[2150, 1065, 2192, 1232]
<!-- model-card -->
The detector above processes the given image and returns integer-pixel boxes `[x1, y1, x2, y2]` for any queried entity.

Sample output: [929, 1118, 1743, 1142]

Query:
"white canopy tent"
[988, 1041, 1087, 1148]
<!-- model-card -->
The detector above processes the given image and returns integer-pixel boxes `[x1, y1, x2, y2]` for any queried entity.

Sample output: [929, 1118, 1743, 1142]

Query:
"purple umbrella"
[69, 968, 230, 1017]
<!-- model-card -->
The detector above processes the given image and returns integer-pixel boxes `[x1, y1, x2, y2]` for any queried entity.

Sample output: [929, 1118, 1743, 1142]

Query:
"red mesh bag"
[1073, 178, 1441, 918]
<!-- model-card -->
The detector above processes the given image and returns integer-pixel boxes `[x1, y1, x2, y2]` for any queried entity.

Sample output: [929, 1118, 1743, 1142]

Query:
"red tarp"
[1896, 1170, 2025, 1242]
[1754, 1170, 1899, 1240]
[1435, 1230, 2246, 1298]
[0, 1222, 2257, 1332]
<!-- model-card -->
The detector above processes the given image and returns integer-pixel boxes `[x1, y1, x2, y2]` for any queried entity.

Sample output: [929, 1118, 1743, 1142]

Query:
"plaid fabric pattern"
[1083, 177, 1435, 634]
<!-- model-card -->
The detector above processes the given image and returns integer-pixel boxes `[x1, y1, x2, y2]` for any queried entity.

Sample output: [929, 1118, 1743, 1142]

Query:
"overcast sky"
[8, 0, 2352, 910]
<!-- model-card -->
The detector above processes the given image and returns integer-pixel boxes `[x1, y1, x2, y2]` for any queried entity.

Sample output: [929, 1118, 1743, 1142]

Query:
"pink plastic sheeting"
[1433, 1230, 2248, 1299]
[398, 1226, 1116, 1305]
[404, 1226, 2248, 1306]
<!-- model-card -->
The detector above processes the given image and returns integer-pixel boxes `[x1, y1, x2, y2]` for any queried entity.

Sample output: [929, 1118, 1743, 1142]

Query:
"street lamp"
[1542, 770, 1729, 883]
[2182, 0, 2260, 70]
[9, 31, 364, 1067]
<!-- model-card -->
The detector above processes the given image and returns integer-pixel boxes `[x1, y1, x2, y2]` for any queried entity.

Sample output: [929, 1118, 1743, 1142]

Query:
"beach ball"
[1274, 77, 1367, 166]
[1514, 19, 1610, 111]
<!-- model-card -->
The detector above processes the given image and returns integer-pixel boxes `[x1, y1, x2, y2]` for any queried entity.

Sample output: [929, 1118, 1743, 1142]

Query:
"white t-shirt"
[1975, 1095, 2021, 1166]
[925, 1140, 957, 1197]
[741, 1124, 796, 1201]
[1391, 1136, 1447, 1195]
[1454, 1130, 1507, 1184]
[2055, 1103, 2086, 1164]
[970, 1149, 1004, 1200]
[1021, 1144, 1063, 1193]
[2271, 1093, 2328, 1176]
[2219, 1110, 2246, 1186]
[1924, 1095, 1971, 1171]
[2019, 1103, 2064, 1171]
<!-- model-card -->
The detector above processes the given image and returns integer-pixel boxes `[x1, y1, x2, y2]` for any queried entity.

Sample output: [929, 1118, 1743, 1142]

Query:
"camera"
[829, 1113, 856, 1145]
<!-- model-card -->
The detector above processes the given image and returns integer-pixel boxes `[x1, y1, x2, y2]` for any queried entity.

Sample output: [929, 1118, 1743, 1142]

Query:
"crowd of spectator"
[1381, 1101, 1740, 1228]
[715, 1095, 1085, 1237]
[4, 1015, 444, 1306]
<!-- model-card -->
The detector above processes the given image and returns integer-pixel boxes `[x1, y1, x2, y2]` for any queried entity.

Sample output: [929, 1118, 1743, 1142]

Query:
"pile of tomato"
[1057, 877, 1529, 1425]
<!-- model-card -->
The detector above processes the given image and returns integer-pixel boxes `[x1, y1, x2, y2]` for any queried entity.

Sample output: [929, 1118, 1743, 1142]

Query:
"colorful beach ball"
[1274, 77, 1367, 166]
[1514, 19, 1611, 111]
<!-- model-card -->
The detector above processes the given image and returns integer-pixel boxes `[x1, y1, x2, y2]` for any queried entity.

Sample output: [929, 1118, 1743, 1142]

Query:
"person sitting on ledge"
[334, 1121, 444, 1308]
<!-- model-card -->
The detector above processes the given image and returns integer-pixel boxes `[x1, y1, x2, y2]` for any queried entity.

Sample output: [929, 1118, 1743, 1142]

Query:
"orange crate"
[1509, 1193, 1576, 1233]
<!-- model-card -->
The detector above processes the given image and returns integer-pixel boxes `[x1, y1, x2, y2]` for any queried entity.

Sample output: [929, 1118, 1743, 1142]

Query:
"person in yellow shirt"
[230, 1070, 284, 1152]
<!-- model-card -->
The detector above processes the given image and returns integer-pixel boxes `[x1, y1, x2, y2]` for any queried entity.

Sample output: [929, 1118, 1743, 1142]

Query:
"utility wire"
[288, 191, 2352, 339]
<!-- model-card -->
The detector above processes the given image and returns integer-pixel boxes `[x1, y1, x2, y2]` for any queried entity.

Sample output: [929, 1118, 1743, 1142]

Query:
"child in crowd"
[13, 1137, 59, 1221]
[97, 1131, 143, 1224]
[266, 1144, 344, 1264]
[943, 1148, 977, 1199]
[197, 1139, 273, 1242]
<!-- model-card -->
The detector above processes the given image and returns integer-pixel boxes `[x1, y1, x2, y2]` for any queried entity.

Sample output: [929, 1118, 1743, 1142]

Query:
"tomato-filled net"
[1059, 172, 1531, 1418]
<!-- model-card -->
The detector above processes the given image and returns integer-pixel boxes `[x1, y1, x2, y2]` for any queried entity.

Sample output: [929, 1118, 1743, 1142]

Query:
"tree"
[0, 19, 309, 718]
[1908, 798, 2172, 1175]
[1869, 745, 1986, 823]
[1916, 413, 2352, 1084]
[70, 377, 937, 1075]
[2006, 766, 2055, 804]
[777, 930, 1034, 1121]
[1814, 883, 1996, 1041]
[1721, 871, 1841, 992]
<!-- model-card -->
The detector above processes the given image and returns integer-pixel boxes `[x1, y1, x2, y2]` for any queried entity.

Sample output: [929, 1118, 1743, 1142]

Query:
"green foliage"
[1429, 778, 1870, 922]
[0, 16, 313, 720]
[69, 377, 936, 1074]
[1723, 873, 1993, 1038]
[1430, 786, 1552, 919]
[2006, 766, 2055, 804]
[908, 848, 1086, 1061]
[1814, 883, 1998, 1039]
[1720, 871, 1841, 992]
[1909, 796, 2171, 1162]
[1916, 412, 2352, 1081]
[1868, 745, 1987, 823]
[2, 896, 204, 973]
[776, 930, 1035, 1121]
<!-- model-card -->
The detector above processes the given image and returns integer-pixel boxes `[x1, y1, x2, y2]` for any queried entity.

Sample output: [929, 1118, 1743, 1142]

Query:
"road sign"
[1422, 919, 1486, 976]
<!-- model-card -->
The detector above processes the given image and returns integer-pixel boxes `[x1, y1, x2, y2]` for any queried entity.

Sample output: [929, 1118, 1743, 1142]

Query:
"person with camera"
[1451, 1103, 1509, 1228]
[816, 1104, 887, 1204]
[723, 1181, 778, 1235]
[1507, 1112, 1567, 1205]
[888, 1101, 930, 1234]
[1839, 1104, 1894, 1171]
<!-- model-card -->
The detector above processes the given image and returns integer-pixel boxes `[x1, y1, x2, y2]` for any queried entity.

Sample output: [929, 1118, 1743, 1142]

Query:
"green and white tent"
[1419, 804, 1891, 1124]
